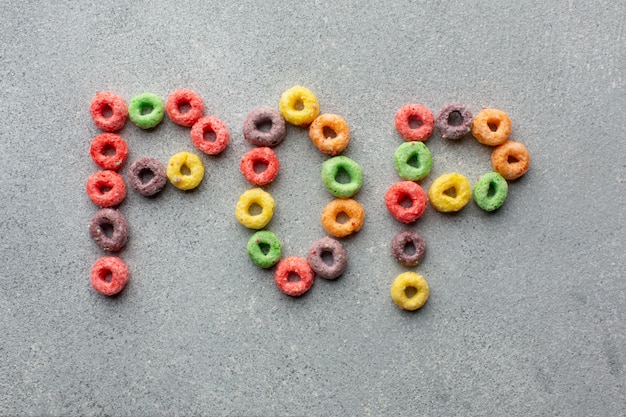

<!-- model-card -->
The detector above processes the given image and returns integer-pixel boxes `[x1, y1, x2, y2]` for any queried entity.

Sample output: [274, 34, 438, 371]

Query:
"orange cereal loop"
[308, 114, 350, 155]
[472, 108, 512, 146]
[491, 140, 530, 180]
[321, 198, 365, 238]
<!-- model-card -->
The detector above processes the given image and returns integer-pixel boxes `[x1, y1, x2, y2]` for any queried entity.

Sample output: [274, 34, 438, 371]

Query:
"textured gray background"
[1, 0, 624, 416]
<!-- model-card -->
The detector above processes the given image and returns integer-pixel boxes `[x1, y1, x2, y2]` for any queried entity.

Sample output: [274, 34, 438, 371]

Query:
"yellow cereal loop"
[428, 173, 472, 212]
[236, 188, 275, 229]
[279, 86, 319, 126]
[166, 151, 204, 190]
[390, 272, 429, 311]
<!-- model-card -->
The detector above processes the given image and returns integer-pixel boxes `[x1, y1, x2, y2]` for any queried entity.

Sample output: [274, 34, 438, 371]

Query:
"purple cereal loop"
[243, 106, 286, 147]
[435, 102, 473, 140]
[128, 157, 167, 197]
[306, 236, 348, 280]
[89, 208, 129, 252]
[391, 230, 426, 267]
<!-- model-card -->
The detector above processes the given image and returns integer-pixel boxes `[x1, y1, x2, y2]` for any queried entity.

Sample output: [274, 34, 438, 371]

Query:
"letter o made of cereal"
[166, 152, 205, 190]
[89, 91, 128, 132]
[236, 188, 276, 230]
[384, 181, 428, 224]
[394, 103, 434, 142]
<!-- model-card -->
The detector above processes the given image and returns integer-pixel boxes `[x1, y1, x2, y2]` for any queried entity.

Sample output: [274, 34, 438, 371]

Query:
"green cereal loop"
[393, 142, 432, 181]
[128, 92, 165, 129]
[321, 156, 363, 198]
[247, 231, 282, 268]
[474, 172, 508, 211]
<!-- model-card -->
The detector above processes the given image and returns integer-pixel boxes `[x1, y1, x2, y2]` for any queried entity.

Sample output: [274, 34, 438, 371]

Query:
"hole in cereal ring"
[140, 103, 154, 115]
[487, 181, 497, 197]
[443, 187, 457, 198]
[404, 286, 417, 298]
[249, 202, 263, 216]
[100, 269, 113, 282]
[488, 121, 499, 132]
[335, 167, 351, 184]
[447, 110, 463, 126]
[259, 242, 270, 255]
[101, 222, 114, 238]
[323, 126, 337, 139]
[102, 144, 117, 156]
[178, 101, 191, 114]
[336, 211, 350, 224]
[399, 194, 414, 208]
[287, 272, 301, 282]
[139, 168, 155, 184]
[403, 241, 416, 255]
[203, 128, 216, 142]
[321, 250, 334, 266]
[294, 100, 304, 111]
[408, 115, 423, 129]
[180, 164, 191, 176]
[407, 153, 420, 168]
[255, 119, 272, 133]
[507, 155, 519, 164]
[99, 184, 112, 194]
[253, 160, 268, 174]
[102, 104, 113, 119]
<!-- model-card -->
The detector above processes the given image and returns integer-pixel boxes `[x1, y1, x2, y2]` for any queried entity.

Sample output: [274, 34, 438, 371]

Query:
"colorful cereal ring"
[190, 116, 230, 155]
[390, 272, 429, 311]
[308, 113, 350, 155]
[166, 152, 204, 190]
[471, 108, 511, 146]
[89, 208, 129, 252]
[89, 133, 128, 171]
[86, 170, 127, 207]
[240, 147, 280, 186]
[89, 91, 128, 132]
[279, 86, 319, 126]
[166, 88, 205, 127]
[491, 140, 530, 180]
[236, 188, 275, 230]
[391, 230, 426, 267]
[91, 256, 129, 296]
[321, 198, 365, 238]
[247, 230, 282, 268]
[274, 256, 315, 296]
[428, 173, 472, 212]
[435, 102, 473, 140]
[394, 103, 434, 142]
[321, 156, 363, 198]
[128, 157, 167, 196]
[128, 92, 165, 129]
[393, 142, 432, 181]
[306, 236, 347, 280]
[384, 181, 428, 224]
[473, 172, 508, 211]
[243, 107, 286, 147]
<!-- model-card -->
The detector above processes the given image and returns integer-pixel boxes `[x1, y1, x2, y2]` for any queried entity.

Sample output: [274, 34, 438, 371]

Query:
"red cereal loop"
[89, 133, 128, 171]
[240, 147, 280, 186]
[166, 89, 205, 127]
[86, 170, 127, 207]
[385, 181, 428, 223]
[90, 256, 129, 296]
[190, 116, 230, 155]
[89, 92, 128, 132]
[394, 103, 434, 142]
[274, 256, 315, 296]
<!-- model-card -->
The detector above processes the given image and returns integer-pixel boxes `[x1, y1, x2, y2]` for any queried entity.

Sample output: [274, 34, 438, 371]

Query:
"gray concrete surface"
[1, 1, 624, 415]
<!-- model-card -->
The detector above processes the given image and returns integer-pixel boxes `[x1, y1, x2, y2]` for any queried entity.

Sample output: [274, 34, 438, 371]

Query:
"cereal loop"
[89, 133, 128, 171]
[247, 230, 282, 268]
[190, 116, 230, 155]
[89, 91, 128, 132]
[86, 170, 127, 207]
[393, 142, 432, 181]
[395, 103, 434, 142]
[166, 89, 205, 127]
[435, 102, 473, 140]
[279, 86, 319, 126]
[240, 147, 280, 186]
[128, 157, 167, 197]
[471, 108, 511, 146]
[243, 107, 286, 147]
[321, 198, 365, 238]
[89, 208, 129, 252]
[128, 92, 165, 129]
[236, 188, 275, 230]
[321, 156, 363, 198]
[491, 140, 530, 180]
[308, 114, 350, 155]
[274, 256, 315, 296]
[474, 172, 508, 211]
[391, 230, 426, 267]
[384, 181, 428, 224]
[166, 152, 204, 190]
[428, 173, 472, 212]
[307, 236, 347, 280]
[91, 256, 129, 296]
[390, 272, 429, 311]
